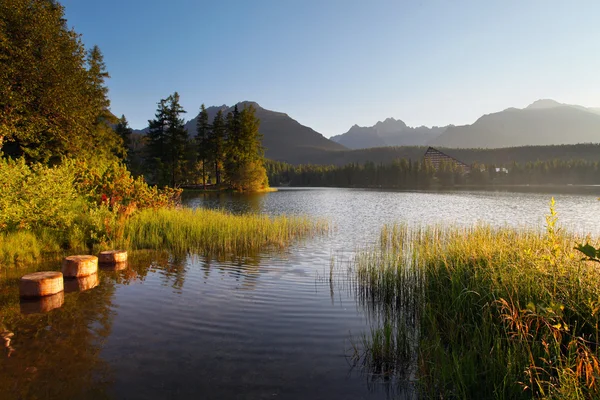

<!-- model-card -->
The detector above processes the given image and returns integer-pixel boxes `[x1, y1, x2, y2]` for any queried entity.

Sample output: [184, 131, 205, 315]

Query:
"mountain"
[331, 117, 447, 149]
[430, 100, 600, 148]
[184, 101, 347, 164]
[527, 99, 600, 116]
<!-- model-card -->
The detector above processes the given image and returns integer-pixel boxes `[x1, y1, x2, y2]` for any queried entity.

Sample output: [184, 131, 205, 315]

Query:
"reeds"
[121, 207, 328, 255]
[353, 205, 600, 398]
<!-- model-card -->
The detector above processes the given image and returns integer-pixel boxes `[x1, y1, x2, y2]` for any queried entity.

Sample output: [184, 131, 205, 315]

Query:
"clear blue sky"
[62, 0, 600, 136]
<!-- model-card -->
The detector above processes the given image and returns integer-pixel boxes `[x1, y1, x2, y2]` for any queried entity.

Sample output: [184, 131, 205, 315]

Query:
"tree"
[195, 105, 210, 188]
[86, 45, 124, 160]
[145, 93, 188, 187]
[145, 98, 168, 185]
[163, 92, 188, 187]
[115, 115, 133, 151]
[225, 104, 268, 191]
[207, 110, 226, 185]
[0, 0, 122, 164]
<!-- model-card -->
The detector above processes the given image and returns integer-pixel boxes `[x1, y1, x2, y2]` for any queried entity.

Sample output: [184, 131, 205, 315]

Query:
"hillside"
[181, 101, 346, 164]
[331, 117, 447, 149]
[293, 143, 600, 167]
[430, 101, 600, 148]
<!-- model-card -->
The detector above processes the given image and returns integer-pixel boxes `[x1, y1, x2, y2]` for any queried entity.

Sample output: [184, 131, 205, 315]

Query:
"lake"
[2, 188, 600, 399]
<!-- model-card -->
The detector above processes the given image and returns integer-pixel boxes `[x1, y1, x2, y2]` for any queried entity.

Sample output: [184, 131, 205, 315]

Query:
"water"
[2, 188, 600, 399]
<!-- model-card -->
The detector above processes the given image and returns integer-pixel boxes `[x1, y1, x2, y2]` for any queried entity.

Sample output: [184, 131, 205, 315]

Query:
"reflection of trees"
[0, 248, 272, 398]
[199, 252, 264, 291]
[0, 266, 117, 399]
[182, 191, 267, 214]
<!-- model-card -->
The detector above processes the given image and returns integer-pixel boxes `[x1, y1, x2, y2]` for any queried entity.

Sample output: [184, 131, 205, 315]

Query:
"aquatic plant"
[352, 201, 600, 398]
[121, 207, 328, 256]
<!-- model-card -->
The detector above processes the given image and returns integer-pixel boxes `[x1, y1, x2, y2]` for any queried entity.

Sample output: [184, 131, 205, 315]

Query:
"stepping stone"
[62, 255, 98, 278]
[19, 271, 64, 298]
[99, 250, 127, 264]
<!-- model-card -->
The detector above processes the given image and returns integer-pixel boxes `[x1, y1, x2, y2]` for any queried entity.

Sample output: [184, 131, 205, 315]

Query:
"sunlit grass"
[352, 203, 600, 398]
[121, 207, 328, 255]
[0, 230, 62, 267]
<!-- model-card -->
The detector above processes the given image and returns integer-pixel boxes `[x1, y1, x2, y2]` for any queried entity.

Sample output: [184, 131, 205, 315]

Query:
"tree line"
[266, 158, 600, 188]
[1, 0, 123, 164]
[1, 0, 269, 192]
[116, 96, 268, 191]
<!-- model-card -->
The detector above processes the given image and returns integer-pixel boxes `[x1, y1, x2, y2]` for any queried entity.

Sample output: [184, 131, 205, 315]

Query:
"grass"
[0, 207, 327, 269]
[351, 201, 600, 399]
[119, 207, 327, 256]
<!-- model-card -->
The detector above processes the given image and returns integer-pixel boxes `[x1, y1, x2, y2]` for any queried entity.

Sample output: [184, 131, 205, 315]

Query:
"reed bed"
[353, 205, 600, 398]
[121, 207, 328, 255]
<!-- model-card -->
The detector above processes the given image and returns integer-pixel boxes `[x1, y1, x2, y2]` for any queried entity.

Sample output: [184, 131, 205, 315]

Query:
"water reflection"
[182, 190, 267, 214]
[100, 261, 129, 271]
[64, 273, 99, 293]
[3, 188, 597, 399]
[0, 254, 125, 399]
[20, 291, 65, 314]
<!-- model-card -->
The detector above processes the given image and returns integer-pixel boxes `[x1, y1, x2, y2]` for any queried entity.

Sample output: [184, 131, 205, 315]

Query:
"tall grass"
[353, 202, 600, 398]
[121, 207, 328, 255]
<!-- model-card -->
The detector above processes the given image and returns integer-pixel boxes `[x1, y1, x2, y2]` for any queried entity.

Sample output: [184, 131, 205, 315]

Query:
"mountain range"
[330, 118, 447, 149]
[181, 101, 345, 164]
[132, 98, 600, 165]
[430, 99, 600, 148]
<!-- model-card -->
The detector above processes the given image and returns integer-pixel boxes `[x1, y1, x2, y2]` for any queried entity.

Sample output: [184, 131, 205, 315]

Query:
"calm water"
[2, 188, 600, 399]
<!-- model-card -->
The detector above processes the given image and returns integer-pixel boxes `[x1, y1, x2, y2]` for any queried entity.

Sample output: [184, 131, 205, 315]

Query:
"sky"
[61, 0, 600, 137]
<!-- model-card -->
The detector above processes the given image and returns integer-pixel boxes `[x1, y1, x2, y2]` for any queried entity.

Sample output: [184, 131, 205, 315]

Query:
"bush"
[0, 157, 180, 257]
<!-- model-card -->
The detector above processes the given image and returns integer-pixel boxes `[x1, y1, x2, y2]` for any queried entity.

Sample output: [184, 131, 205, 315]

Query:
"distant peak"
[235, 100, 261, 109]
[526, 99, 563, 109]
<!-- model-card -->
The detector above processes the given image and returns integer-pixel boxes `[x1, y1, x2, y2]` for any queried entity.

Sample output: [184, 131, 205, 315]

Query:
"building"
[423, 147, 471, 173]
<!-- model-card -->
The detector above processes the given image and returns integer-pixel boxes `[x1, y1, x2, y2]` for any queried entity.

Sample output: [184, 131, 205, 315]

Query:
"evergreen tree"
[224, 105, 241, 181]
[145, 98, 168, 185]
[115, 115, 133, 150]
[0, 0, 122, 164]
[164, 92, 188, 187]
[225, 104, 268, 191]
[86, 45, 124, 159]
[208, 110, 226, 185]
[115, 114, 133, 167]
[145, 93, 188, 187]
[195, 105, 210, 188]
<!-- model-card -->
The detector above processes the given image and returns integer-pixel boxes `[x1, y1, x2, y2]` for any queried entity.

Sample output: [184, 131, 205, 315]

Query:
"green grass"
[0, 207, 327, 269]
[352, 205, 600, 398]
[120, 207, 327, 255]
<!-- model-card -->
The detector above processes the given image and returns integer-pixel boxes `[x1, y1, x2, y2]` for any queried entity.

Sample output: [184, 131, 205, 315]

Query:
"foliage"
[225, 105, 268, 191]
[195, 104, 210, 187]
[350, 203, 600, 398]
[267, 157, 600, 188]
[145, 93, 189, 187]
[0, 157, 180, 257]
[206, 109, 226, 185]
[115, 114, 133, 156]
[0, 0, 123, 164]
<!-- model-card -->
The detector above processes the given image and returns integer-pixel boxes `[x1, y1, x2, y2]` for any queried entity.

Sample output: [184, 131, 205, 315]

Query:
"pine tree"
[164, 92, 188, 187]
[195, 105, 210, 188]
[224, 105, 242, 180]
[208, 110, 226, 185]
[225, 104, 268, 191]
[145, 98, 168, 185]
[86, 45, 124, 159]
[145, 93, 188, 187]
[115, 115, 133, 150]
[0, 0, 122, 164]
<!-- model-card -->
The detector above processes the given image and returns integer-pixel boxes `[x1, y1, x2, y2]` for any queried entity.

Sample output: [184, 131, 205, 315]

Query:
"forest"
[266, 158, 600, 188]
